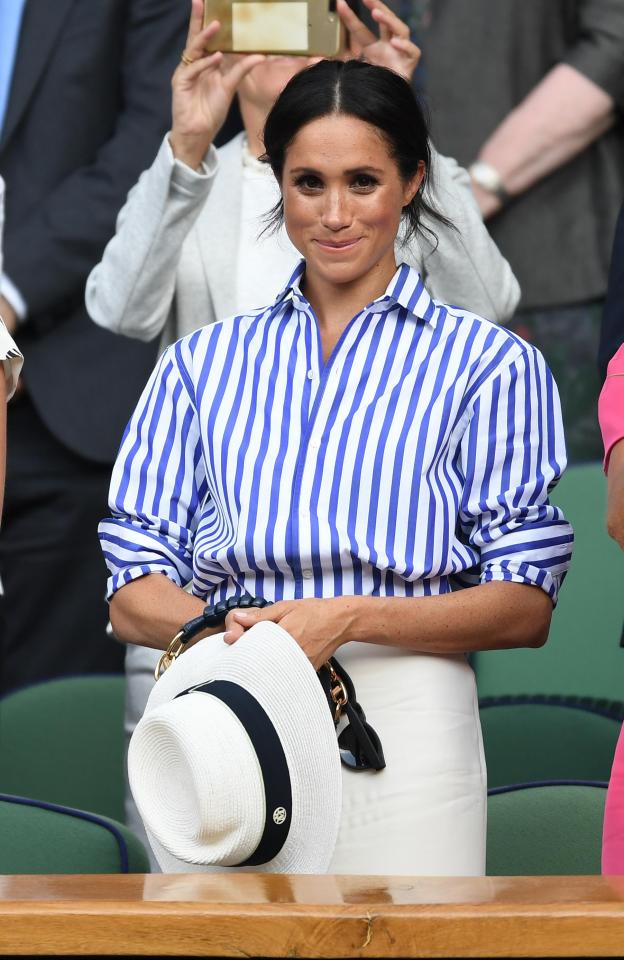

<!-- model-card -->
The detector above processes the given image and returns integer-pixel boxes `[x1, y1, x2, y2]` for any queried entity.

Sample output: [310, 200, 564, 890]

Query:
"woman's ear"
[403, 160, 426, 206]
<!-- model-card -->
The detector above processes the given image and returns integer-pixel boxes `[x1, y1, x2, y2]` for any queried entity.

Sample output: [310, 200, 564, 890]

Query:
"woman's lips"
[314, 237, 362, 252]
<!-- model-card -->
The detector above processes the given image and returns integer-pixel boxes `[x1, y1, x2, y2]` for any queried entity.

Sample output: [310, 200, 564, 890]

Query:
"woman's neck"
[302, 254, 398, 363]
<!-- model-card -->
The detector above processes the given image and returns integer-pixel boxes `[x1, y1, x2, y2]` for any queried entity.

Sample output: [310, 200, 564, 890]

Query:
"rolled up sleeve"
[459, 345, 574, 604]
[98, 340, 207, 598]
[563, 0, 624, 104]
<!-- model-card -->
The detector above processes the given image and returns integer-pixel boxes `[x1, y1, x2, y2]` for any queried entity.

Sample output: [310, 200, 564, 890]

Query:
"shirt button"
[307, 370, 314, 380]
[302, 569, 313, 579]
[309, 439, 320, 451]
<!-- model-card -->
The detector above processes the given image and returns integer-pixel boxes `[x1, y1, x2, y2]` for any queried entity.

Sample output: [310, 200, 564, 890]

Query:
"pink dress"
[600, 343, 624, 874]
[599, 343, 624, 472]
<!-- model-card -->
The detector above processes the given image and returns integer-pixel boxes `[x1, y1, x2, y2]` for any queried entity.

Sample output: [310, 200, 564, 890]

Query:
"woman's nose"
[320, 190, 352, 230]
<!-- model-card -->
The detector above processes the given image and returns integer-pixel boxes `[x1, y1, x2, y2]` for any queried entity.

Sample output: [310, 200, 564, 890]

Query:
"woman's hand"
[223, 597, 359, 670]
[170, 0, 265, 170]
[337, 0, 420, 84]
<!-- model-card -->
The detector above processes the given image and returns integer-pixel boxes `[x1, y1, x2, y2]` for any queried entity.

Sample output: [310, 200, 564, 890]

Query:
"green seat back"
[0, 676, 125, 822]
[474, 463, 624, 699]
[481, 701, 621, 788]
[487, 783, 606, 876]
[0, 794, 150, 874]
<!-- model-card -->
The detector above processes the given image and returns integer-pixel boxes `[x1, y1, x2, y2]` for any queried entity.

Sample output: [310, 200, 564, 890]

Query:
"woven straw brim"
[129, 621, 342, 873]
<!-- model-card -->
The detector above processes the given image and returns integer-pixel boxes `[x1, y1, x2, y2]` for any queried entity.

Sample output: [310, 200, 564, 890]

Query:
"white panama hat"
[128, 621, 342, 873]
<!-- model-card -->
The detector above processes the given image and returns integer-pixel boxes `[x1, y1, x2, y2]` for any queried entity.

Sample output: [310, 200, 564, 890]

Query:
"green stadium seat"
[481, 698, 621, 788]
[0, 676, 126, 822]
[0, 793, 150, 874]
[487, 781, 607, 876]
[474, 463, 624, 700]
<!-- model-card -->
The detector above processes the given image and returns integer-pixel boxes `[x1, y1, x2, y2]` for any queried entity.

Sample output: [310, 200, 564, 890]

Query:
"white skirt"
[328, 642, 486, 876]
[125, 641, 486, 877]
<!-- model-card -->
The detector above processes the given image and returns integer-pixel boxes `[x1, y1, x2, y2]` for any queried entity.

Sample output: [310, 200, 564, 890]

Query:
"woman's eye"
[295, 175, 323, 191]
[352, 174, 378, 191]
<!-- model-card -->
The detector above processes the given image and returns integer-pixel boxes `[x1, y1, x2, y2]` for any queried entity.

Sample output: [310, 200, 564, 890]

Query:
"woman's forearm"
[229, 581, 554, 669]
[109, 573, 209, 649]
[344, 581, 552, 653]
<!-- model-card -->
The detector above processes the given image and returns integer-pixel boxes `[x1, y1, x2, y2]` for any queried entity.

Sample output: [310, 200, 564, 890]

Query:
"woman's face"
[281, 113, 423, 289]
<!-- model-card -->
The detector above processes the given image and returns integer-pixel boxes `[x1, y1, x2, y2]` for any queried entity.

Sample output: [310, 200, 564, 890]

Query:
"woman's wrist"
[331, 595, 397, 646]
[169, 131, 213, 171]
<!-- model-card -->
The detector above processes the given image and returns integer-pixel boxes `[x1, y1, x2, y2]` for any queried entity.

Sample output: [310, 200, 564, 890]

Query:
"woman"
[89, 0, 520, 864]
[100, 59, 571, 876]
[600, 342, 624, 873]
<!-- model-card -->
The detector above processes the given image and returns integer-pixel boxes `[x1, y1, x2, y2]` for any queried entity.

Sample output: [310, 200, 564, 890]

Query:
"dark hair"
[260, 58, 453, 245]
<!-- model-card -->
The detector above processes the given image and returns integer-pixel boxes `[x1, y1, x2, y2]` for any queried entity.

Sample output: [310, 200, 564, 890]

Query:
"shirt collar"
[272, 260, 439, 326]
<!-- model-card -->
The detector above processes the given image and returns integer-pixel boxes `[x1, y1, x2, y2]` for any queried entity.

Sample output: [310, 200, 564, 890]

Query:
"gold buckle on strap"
[326, 661, 349, 723]
[154, 629, 186, 680]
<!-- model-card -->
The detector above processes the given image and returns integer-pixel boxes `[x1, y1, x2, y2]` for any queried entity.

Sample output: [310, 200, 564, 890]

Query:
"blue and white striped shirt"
[100, 262, 573, 606]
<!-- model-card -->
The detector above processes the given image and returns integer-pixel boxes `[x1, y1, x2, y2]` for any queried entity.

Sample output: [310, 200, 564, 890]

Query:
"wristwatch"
[468, 161, 511, 206]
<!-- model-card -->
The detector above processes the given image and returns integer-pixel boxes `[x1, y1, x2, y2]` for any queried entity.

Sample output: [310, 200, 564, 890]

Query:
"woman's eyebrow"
[289, 166, 385, 175]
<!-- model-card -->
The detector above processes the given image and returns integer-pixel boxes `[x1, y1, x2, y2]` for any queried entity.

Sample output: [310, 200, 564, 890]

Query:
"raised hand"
[170, 0, 265, 169]
[337, 0, 420, 83]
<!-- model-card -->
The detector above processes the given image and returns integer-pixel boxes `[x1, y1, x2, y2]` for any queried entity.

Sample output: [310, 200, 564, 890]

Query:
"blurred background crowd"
[0, 0, 623, 876]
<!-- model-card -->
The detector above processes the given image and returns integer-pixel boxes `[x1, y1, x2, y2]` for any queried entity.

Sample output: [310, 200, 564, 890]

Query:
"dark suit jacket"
[420, 0, 624, 311]
[599, 203, 624, 378]
[0, 0, 188, 462]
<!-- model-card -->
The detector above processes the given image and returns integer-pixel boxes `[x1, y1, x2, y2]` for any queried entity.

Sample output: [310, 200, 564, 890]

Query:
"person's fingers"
[364, 0, 410, 39]
[184, 18, 221, 61]
[336, 0, 376, 47]
[185, 0, 204, 48]
[176, 50, 224, 84]
[223, 622, 246, 643]
[390, 35, 421, 65]
[223, 52, 266, 92]
[222, 610, 247, 644]
[230, 605, 275, 627]
[371, 8, 391, 43]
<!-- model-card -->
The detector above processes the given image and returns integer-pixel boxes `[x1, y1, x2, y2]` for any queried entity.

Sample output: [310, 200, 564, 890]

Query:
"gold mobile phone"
[202, 0, 342, 56]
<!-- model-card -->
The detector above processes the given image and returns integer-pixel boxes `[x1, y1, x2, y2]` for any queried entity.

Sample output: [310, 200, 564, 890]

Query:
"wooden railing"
[2, 874, 624, 957]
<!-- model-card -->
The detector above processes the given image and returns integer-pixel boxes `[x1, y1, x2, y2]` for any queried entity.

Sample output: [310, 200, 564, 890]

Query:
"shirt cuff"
[481, 559, 566, 605]
[563, 47, 624, 105]
[1, 273, 27, 322]
[105, 563, 184, 601]
[165, 134, 219, 185]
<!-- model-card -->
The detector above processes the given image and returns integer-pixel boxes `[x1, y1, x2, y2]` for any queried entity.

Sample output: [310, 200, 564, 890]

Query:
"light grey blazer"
[86, 133, 519, 349]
